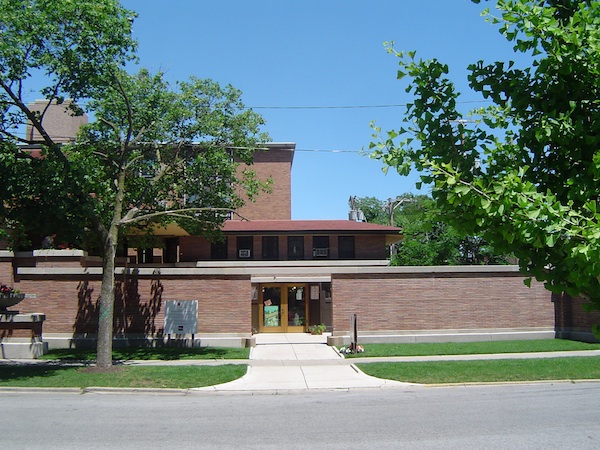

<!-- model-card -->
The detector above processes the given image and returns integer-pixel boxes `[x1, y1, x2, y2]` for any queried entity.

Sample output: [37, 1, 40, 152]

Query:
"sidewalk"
[194, 333, 412, 393]
[2, 335, 599, 393]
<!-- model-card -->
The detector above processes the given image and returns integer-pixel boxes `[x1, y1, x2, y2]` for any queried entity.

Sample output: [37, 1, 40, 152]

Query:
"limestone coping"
[16, 264, 522, 277]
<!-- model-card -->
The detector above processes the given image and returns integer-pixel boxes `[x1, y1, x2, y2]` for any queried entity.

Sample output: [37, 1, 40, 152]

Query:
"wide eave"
[222, 220, 402, 245]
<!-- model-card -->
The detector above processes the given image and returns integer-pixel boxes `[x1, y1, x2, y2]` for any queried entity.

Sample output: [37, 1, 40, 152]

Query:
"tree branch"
[118, 207, 244, 226]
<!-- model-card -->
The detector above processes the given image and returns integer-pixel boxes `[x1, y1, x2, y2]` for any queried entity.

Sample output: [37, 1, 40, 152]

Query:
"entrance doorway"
[258, 284, 307, 332]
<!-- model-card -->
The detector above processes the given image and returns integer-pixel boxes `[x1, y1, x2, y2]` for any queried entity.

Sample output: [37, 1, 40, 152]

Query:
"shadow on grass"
[43, 346, 248, 362]
[0, 363, 83, 383]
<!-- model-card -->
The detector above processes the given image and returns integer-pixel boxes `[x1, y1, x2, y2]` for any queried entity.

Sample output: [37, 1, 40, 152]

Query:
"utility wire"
[249, 99, 490, 110]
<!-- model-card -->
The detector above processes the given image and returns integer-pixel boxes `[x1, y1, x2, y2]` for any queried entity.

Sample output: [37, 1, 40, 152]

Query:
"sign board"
[264, 305, 279, 327]
[164, 300, 198, 334]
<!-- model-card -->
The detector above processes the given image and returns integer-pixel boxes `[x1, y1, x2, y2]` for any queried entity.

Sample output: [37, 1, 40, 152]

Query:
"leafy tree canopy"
[352, 195, 508, 265]
[0, 0, 270, 367]
[370, 0, 600, 319]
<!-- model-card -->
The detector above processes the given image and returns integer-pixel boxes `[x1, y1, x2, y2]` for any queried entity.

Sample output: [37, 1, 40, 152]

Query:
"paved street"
[1, 382, 599, 449]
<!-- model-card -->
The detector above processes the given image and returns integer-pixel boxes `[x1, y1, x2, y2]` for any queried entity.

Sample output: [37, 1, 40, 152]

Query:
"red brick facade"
[234, 144, 294, 221]
[331, 271, 554, 334]
[553, 292, 600, 341]
[2, 252, 573, 346]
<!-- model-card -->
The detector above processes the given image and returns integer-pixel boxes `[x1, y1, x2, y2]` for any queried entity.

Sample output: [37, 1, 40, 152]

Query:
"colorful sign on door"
[264, 305, 279, 327]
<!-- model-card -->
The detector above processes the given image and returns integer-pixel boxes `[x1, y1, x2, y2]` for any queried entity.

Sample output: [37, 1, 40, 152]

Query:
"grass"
[342, 339, 600, 358]
[40, 346, 250, 361]
[2, 339, 598, 388]
[0, 364, 247, 389]
[358, 357, 600, 384]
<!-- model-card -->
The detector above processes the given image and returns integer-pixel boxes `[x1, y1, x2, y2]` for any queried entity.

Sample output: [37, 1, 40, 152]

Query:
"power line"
[295, 148, 366, 153]
[249, 100, 490, 110]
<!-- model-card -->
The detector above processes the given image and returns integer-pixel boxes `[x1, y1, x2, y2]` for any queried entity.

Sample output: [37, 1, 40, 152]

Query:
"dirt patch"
[80, 365, 126, 374]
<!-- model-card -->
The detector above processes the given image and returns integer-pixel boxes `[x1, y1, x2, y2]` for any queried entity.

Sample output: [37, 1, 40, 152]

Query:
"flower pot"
[0, 293, 26, 311]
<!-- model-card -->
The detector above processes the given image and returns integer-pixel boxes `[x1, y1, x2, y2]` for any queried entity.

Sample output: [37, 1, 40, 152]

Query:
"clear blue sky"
[119, 0, 526, 220]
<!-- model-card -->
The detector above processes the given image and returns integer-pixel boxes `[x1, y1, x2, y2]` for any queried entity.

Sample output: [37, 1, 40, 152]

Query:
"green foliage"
[352, 194, 508, 265]
[41, 346, 250, 361]
[0, 0, 137, 248]
[358, 357, 600, 384]
[0, 364, 247, 389]
[0, 0, 270, 366]
[76, 68, 270, 240]
[350, 196, 388, 223]
[343, 339, 600, 358]
[371, 0, 600, 314]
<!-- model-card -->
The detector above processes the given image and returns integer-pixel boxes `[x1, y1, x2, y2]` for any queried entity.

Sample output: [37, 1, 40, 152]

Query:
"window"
[312, 236, 329, 258]
[262, 236, 279, 260]
[137, 248, 154, 264]
[164, 238, 179, 263]
[237, 236, 253, 259]
[338, 236, 355, 259]
[211, 239, 228, 260]
[288, 236, 304, 260]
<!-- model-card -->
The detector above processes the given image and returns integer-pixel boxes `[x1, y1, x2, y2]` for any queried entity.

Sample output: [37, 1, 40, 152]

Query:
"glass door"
[260, 286, 285, 332]
[258, 284, 307, 332]
[286, 286, 306, 332]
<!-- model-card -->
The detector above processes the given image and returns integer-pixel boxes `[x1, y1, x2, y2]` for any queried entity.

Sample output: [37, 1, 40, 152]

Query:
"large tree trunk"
[96, 231, 118, 368]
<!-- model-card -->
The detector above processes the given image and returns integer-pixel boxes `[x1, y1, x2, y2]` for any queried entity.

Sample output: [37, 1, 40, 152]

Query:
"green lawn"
[358, 357, 600, 384]
[40, 346, 250, 361]
[0, 364, 247, 389]
[343, 339, 600, 358]
[2, 340, 599, 388]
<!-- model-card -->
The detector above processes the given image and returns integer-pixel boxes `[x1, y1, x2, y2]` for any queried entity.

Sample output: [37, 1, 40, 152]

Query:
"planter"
[0, 293, 26, 311]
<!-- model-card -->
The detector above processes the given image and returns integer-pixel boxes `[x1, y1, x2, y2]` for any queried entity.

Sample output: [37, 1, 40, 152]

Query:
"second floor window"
[338, 236, 355, 259]
[211, 239, 228, 260]
[312, 236, 329, 258]
[237, 236, 253, 259]
[288, 236, 304, 260]
[262, 236, 279, 260]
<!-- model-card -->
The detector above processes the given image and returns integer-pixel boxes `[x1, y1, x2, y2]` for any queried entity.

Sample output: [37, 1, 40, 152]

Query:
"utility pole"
[387, 196, 414, 226]
[387, 196, 415, 256]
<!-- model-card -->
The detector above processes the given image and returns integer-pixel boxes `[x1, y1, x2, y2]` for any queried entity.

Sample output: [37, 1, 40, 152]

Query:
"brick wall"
[554, 293, 600, 340]
[354, 235, 387, 259]
[235, 146, 293, 220]
[0, 256, 14, 286]
[332, 271, 554, 333]
[14, 270, 252, 336]
[8, 253, 583, 340]
[233, 147, 294, 220]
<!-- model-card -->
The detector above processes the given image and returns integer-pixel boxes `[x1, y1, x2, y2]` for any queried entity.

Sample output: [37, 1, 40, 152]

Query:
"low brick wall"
[5, 252, 253, 346]
[331, 268, 554, 334]
[554, 293, 600, 342]
[4, 251, 596, 346]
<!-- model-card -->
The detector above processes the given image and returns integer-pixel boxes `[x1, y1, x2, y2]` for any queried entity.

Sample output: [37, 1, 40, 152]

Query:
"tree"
[349, 196, 388, 223]
[0, 0, 137, 248]
[0, 1, 269, 367]
[370, 0, 600, 326]
[352, 195, 508, 265]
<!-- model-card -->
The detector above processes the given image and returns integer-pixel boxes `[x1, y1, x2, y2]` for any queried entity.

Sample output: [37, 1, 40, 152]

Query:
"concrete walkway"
[195, 333, 411, 393]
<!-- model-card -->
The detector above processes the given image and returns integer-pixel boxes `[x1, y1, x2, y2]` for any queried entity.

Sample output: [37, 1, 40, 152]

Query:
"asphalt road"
[1, 382, 599, 449]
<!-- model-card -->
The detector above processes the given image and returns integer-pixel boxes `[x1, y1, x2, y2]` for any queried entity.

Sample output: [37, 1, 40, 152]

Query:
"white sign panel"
[164, 300, 198, 334]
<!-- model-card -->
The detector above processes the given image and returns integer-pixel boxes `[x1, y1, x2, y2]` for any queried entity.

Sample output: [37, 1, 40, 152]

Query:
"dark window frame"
[237, 236, 254, 259]
[287, 236, 304, 260]
[211, 239, 228, 260]
[312, 236, 330, 258]
[262, 236, 279, 260]
[338, 235, 355, 259]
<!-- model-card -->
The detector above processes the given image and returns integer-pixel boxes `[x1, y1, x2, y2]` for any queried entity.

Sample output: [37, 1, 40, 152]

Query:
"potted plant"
[0, 284, 26, 311]
[307, 324, 326, 335]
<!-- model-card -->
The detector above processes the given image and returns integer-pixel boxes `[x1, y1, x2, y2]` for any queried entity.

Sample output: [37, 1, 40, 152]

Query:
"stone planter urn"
[0, 293, 26, 312]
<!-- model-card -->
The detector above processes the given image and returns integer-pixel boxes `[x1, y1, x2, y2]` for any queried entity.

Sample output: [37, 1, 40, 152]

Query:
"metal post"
[351, 313, 358, 354]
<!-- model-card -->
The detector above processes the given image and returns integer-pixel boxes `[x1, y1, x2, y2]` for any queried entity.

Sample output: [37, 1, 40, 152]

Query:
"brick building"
[2, 104, 590, 349]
